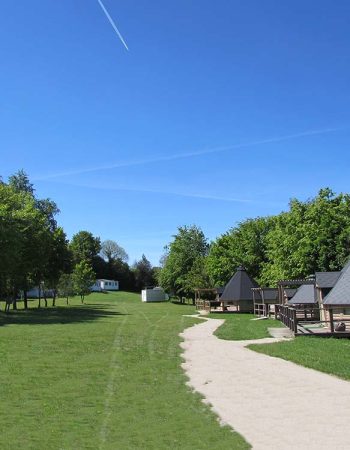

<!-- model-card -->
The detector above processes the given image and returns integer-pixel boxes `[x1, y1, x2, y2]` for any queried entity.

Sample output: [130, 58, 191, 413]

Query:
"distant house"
[91, 279, 119, 292]
[219, 266, 258, 312]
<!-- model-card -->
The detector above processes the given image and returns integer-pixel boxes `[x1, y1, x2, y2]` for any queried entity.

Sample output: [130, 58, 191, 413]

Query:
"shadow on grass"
[0, 304, 126, 327]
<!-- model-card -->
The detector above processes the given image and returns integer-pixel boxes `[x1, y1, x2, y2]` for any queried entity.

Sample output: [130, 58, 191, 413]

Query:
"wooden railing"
[254, 303, 276, 318]
[276, 305, 298, 334]
[276, 305, 350, 335]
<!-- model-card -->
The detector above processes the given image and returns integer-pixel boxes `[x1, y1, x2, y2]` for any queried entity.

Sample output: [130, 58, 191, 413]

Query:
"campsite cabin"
[288, 284, 317, 307]
[283, 288, 298, 303]
[315, 271, 341, 321]
[288, 284, 320, 320]
[91, 279, 119, 292]
[323, 261, 350, 332]
[218, 266, 259, 313]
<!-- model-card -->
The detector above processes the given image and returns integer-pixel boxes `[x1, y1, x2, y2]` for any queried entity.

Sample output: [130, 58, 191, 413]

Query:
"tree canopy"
[158, 225, 209, 296]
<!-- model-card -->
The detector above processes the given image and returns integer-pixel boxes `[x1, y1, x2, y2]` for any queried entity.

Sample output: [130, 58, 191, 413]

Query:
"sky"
[2, 0, 350, 265]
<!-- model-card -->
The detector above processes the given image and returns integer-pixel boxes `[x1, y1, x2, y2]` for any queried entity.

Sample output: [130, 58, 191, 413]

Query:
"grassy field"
[248, 336, 350, 381]
[211, 313, 283, 340]
[0, 292, 249, 450]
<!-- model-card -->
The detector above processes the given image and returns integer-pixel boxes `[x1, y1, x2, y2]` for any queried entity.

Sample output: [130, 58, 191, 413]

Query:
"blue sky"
[2, 0, 350, 265]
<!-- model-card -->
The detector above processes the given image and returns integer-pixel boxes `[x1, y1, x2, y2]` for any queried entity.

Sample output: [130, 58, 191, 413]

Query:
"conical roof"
[288, 284, 317, 305]
[324, 260, 350, 305]
[220, 266, 258, 301]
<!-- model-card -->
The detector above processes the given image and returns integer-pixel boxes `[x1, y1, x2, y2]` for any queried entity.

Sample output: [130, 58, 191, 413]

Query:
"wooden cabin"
[219, 266, 259, 312]
[323, 261, 350, 331]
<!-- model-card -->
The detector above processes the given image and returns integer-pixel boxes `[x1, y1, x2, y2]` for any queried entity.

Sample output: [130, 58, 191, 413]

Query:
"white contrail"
[36, 179, 286, 207]
[97, 0, 129, 51]
[33, 126, 341, 181]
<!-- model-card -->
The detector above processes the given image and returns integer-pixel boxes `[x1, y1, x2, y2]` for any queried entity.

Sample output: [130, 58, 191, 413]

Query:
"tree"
[101, 240, 129, 263]
[206, 217, 274, 286]
[44, 227, 71, 306]
[260, 189, 350, 284]
[72, 260, 95, 303]
[132, 255, 156, 291]
[0, 182, 53, 310]
[57, 273, 75, 304]
[184, 256, 211, 293]
[158, 225, 209, 297]
[8, 169, 34, 195]
[70, 231, 101, 264]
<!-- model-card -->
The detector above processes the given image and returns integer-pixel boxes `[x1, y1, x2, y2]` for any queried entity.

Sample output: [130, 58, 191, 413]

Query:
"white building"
[141, 287, 168, 302]
[91, 279, 119, 292]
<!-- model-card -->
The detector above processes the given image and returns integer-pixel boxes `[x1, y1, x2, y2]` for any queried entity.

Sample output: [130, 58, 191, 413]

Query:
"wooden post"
[293, 308, 298, 334]
[329, 308, 334, 333]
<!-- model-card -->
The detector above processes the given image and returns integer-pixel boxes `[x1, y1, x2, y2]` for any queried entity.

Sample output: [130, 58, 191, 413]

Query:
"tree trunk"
[66, 296, 69, 305]
[38, 289, 41, 308]
[12, 296, 17, 310]
[52, 291, 56, 307]
[23, 290, 28, 310]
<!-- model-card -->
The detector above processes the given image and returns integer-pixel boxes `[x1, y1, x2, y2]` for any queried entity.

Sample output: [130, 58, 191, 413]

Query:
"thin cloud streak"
[42, 179, 286, 207]
[97, 0, 129, 51]
[34, 127, 340, 181]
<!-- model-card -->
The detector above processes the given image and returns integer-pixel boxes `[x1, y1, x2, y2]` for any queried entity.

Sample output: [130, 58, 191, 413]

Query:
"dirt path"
[180, 318, 350, 450]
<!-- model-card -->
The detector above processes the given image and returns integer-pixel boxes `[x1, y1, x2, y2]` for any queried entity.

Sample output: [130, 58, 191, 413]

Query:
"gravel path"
[180, 318, 350, 450]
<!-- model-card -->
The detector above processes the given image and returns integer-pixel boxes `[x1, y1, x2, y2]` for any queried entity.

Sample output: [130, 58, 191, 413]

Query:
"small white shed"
[141, 287, 168, 302]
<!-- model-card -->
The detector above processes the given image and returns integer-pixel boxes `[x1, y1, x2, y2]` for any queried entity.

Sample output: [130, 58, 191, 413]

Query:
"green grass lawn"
[248, 336, 350, 381]
[211, 313, 283, 340]
[0, 292, 249, 450]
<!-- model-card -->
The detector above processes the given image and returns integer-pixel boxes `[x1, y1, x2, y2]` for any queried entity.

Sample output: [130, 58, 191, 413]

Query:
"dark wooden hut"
[219, 266, 258, 312]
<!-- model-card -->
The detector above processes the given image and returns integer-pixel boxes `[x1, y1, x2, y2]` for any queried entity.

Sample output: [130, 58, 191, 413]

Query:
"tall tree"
[132, 255, 156, 291]
[70, 231, 101, 265]
[100, 240, 129, 263]
[0, 182, 50, 309]
[206, 217, 274, 286]
[72, 260, 95, 303]
[159, 225, 209, 297]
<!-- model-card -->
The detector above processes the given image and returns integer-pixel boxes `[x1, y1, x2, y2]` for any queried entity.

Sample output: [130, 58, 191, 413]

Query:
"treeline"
[0, 170, 157, 309]
[159, 188, 350, 297]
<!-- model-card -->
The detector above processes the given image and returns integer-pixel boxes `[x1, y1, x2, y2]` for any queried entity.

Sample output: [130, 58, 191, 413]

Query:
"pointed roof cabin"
[323, 260, 350, 306]
[288, 284, 317, 305]
[220, 266, 258, 312]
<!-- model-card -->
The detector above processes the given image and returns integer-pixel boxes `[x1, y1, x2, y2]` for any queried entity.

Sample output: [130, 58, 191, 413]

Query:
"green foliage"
[207, 189, 350, 286]
[0, 182, 53, 302]
[72, 260, 96, 302]
[101, 239, 129, 263]
[184, 255, 212, 292]
[207, 217, 274, 286]
[57, 273, 75, 303]
[260, 189, 350, 284]
[132, 254, 156, 291]
[159, 225, 209, 296]
[8, 169, 34, 194]
[70, 231, 101, 264]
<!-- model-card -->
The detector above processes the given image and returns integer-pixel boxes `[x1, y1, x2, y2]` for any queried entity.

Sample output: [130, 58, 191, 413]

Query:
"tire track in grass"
[99, 305, 130, 449]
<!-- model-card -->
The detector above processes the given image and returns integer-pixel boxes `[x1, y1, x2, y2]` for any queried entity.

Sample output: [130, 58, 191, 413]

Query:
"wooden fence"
[276, 305, 350, 336]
